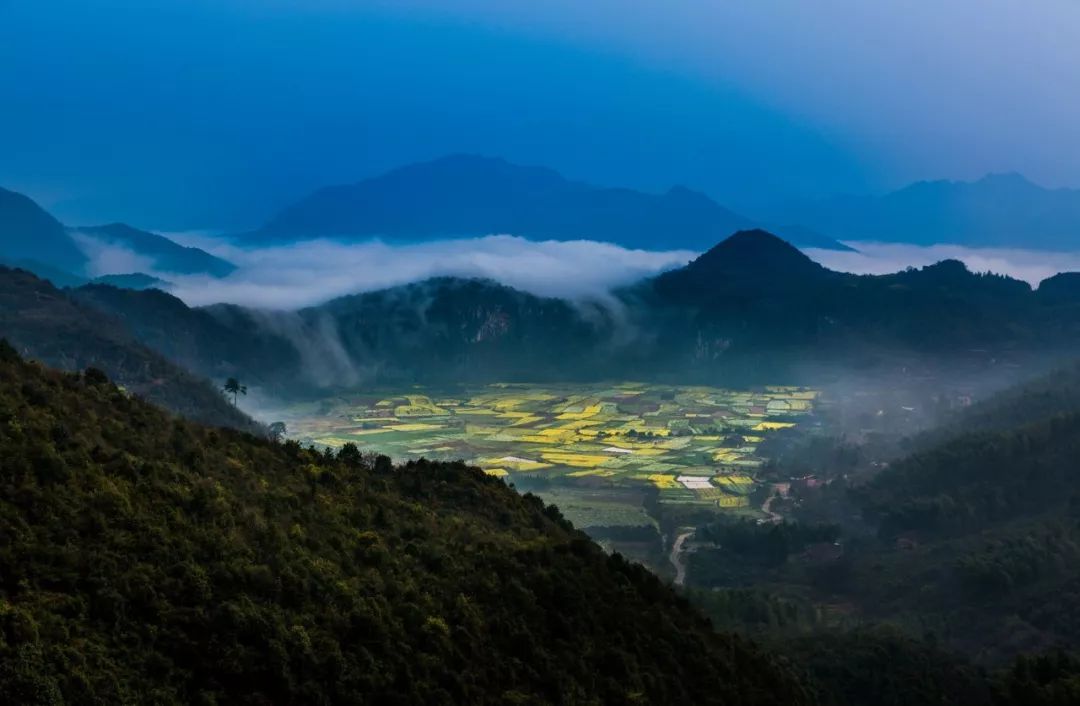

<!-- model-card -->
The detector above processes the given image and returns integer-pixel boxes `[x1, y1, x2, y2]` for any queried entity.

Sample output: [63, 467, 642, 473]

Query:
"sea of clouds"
[76, 233, 1080, 311]
[804, 241, 1080, 287]
[149, 234, 697, 309]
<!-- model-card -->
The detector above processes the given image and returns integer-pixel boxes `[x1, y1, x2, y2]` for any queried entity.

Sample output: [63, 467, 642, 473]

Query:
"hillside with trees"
[0, 267, 259, 433]
[0, 345, 815, 704]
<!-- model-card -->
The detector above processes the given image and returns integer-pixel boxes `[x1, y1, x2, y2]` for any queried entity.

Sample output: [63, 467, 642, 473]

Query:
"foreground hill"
[250, 154, 849, 251]
[777, 172, 1080, 250]
[0, 347, 811, 704]
[685, 360, 1080, 670]
[0, 267, 258, 432]
[843, 407, 1080, 661]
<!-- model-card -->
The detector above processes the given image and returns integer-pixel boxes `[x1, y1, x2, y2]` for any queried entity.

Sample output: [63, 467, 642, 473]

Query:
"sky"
[2, 0, 1079, 229]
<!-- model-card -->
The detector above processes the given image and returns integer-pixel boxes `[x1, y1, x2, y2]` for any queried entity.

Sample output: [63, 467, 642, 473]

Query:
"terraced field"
[274, 383, 818, 526]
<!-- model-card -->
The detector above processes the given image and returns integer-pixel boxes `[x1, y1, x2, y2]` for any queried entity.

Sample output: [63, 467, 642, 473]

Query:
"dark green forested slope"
[923, 360, 1080, 442]
[0, 345, 811, 705]
[0, 267, 259, 433]
[763, 397, 1080, 664]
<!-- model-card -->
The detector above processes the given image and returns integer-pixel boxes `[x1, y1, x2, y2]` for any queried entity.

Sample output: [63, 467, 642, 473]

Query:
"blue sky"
[2, 0, 1077, 228]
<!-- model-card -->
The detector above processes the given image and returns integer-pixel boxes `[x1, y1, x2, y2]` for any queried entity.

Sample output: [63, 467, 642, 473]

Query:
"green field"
[273, 382, 817, 523]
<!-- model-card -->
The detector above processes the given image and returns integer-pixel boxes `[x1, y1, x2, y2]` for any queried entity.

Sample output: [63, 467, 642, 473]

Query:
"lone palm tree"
[223, 377, 247, 406]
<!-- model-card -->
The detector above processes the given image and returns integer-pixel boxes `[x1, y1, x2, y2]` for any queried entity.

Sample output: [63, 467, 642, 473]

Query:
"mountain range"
[249, 154, 854, 251]
[28, 229, 1080, 400]
[0, 188, 235, 284]
[775, 172, 1080, 249]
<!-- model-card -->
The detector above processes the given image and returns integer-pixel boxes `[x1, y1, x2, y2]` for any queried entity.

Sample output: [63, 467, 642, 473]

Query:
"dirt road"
[670, 530, 694, 586]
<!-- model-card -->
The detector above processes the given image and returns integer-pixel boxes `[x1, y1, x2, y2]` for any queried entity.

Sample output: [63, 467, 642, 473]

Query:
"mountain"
[1, 188, 235, 286]
[844, 405, 1080, 661]
[778, 173, 1080, 249]
[1036, 272, 1080, 306]
[71, 223, 236, 277]
[651, 229, 836, 297]
[64, 230, 1080, 393]
[674, 359, 1080, 672]
[0, 347, 814, 704]
[71, 283, 301, 388]
[0, 187, 88, 275]
[250, 154, 851, 251]
[3, 331, 1079, 705]
[0, 267, 259, 433]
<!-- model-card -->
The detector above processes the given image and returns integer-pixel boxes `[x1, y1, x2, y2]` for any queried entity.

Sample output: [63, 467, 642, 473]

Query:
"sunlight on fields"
[277, 383, 818, 523]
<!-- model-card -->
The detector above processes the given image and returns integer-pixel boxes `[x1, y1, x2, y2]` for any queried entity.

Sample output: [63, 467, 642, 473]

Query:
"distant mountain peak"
[975, 171, 1035, 187]
[782, 170, 1079, 249]
[378, 153, 568, 190]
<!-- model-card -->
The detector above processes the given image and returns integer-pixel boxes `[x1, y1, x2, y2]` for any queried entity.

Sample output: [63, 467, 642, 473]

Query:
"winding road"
[670, 531, 694, 586]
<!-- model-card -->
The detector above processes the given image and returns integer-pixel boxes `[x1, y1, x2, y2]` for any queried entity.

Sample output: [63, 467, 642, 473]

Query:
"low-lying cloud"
[70, 231, 157, 277]
[157, 235, 697, 309]
[78, 233, 1080, 312]
[804, 241, 1080, 287]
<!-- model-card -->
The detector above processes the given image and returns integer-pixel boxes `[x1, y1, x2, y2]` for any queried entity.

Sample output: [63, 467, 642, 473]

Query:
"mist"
[804, 241, 1080, 287]
[152, 235, 696, 309]
[76, 232, 1080, 313]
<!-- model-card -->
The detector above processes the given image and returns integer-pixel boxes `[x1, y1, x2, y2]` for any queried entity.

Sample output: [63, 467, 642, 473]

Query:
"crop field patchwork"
[275, 382, 818, 519]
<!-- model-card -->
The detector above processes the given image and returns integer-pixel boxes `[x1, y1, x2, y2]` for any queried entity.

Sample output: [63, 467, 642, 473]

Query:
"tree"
[222, 377, 247, 406]
[268, 421, 287, 442]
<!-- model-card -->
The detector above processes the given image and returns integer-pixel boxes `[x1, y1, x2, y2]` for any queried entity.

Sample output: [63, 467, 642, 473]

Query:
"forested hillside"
[0, 267, 259, 433]
[0, 346, 812, 705]
[680, 361, 1080, 670]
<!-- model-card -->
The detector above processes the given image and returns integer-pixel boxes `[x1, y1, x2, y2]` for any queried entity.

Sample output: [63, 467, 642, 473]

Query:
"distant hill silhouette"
[0, 187, 88, 274]
[71, 223, 236, 277]
[1, 187, 236, 286]
[250, 154, 851, 251]
[778, 173, 1080, 249]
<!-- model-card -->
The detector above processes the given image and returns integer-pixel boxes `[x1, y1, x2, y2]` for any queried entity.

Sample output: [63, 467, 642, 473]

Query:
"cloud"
[69, 231, 156, 277]
[158, 235, 696, 309]
[804, 241, 1080, 287]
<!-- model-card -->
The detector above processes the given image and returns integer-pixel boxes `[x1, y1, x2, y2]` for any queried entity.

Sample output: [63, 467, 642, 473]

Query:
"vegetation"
[0, 346, 814, 705]
[222, 377, 247, 406]
[676, 361, 1080, 670]
[0, 267, 260, 434]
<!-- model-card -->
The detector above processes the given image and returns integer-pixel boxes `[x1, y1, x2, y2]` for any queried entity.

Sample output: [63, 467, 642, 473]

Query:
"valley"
[268, 381, 820, 566]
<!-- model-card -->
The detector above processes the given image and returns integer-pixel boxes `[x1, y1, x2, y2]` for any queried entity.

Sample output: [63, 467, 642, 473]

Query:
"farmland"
[272, 382, 818, 532]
